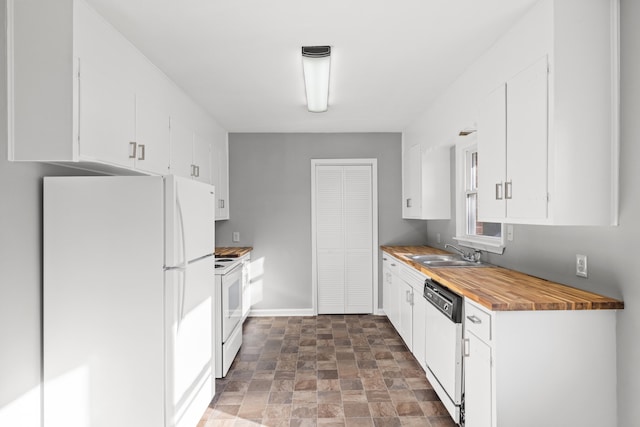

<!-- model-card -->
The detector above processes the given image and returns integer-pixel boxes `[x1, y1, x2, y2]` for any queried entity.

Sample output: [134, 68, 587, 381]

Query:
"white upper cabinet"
[402, 141, 451, 220]
[478, 57, 549, 223]
[8, 0, 223, 181]
[476, 0, 619, 226]
[212, 133, 230, 220]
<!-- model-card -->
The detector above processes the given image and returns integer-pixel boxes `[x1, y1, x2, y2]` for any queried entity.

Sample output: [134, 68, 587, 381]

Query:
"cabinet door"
[477, 84, 507, 222]
[403, 143, 422, 218]
[78, 60, 135, 166]
[193, 133, 212, 184]
[506, 57, 548, 220]
[387, 271, 401, 331]
[412, 293, 427, 371]
[170, 117, 194, 179]
[398, 282, 413, 350]
[241, 257, 251, 319]
[212, 134, 229, 220]
[422, 145, 451, 219]
[135, 93, 170, 175]
[464, 332, 492, 427]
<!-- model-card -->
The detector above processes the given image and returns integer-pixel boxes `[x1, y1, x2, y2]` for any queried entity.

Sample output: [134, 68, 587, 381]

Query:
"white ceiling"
[85, 0, 538, 133]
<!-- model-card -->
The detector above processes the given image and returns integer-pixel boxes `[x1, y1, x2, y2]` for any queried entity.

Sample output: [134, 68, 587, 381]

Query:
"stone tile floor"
[198, 315, 457, 427]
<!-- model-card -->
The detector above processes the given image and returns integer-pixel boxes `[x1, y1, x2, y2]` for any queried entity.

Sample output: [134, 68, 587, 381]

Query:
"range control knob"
[443, 303, 449, 311]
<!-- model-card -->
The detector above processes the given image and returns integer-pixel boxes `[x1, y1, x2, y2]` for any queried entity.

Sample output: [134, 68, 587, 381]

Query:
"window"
[455, 139, 504, 254]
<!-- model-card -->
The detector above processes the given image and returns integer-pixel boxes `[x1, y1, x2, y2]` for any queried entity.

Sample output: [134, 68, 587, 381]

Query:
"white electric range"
[214, 257, 243, 377]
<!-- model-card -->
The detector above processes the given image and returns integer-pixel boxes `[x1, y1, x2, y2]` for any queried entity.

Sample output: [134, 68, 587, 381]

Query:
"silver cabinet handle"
[466, 315, 482, 324]
[137, 144, 145, 161]
[406, 290, 411, 303]
[383, 257, 388, 261]
[406, 198, 412, 208]
[195, 165, 200, 177]
[190, 164, 196, 177]
[219, 199, 225, 209]
[463, 338, 470, 357]
[390, 263, 396, 267]
[495, 183, 503, 200]
[505, 180, 513, 199]
[129, 142, 137, 159]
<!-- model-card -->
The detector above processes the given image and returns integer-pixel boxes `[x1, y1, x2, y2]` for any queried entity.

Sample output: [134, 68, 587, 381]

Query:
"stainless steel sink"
[409, 254, 488, 268]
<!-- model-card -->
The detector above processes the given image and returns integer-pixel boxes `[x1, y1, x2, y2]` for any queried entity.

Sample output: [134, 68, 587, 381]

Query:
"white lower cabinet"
[397, 278, 413, 350]
[463, 326, 492, 427]
[382, 251, 427, 367]
[411, 291, 427, 372]
[241, 253, 252, 320]
[462, 298, 618, 427]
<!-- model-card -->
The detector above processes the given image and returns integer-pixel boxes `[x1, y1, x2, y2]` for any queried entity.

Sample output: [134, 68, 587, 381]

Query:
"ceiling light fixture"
[302, 46, 331, 113]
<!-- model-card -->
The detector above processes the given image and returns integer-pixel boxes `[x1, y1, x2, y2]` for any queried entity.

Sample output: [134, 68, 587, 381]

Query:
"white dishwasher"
[424, 278, 464, 424]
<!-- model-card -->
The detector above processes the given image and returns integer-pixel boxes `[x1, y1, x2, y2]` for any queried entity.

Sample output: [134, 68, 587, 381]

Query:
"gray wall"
[424, 2, 640, 425]
[215, 133, 429, 312]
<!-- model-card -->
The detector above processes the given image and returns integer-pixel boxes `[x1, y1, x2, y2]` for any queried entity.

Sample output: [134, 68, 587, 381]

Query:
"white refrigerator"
[43, 175, 215, 427]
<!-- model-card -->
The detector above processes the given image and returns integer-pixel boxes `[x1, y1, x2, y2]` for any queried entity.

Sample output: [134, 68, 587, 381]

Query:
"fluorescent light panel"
[302, 46, 331, 113]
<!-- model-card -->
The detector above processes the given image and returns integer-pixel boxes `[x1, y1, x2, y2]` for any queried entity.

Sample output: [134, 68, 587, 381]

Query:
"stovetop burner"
[214, 257, 242, 274]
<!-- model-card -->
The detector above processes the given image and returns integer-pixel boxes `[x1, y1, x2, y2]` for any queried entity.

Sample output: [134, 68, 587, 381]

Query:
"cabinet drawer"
[399, 262, 428, 292]
[464, 301, 492, 343]
[382, 253, 400, 275]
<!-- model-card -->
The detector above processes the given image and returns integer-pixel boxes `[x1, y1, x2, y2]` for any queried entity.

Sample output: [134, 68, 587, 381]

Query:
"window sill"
[454, 236, 505, 255]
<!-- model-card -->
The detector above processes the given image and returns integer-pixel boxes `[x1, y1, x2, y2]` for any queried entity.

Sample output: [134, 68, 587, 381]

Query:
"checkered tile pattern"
[198, 315, 456, 427]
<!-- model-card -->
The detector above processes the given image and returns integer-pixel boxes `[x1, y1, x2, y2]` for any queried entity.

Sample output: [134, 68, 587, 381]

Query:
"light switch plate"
[232, 232, 240, 242]
[576, 254, 588, 278]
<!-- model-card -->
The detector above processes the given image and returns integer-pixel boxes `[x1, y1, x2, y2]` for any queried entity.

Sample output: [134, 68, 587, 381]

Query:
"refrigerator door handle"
[176, 191, 188, 267]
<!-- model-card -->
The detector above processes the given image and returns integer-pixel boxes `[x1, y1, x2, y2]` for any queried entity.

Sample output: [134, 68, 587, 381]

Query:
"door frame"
[311, 158, 379, 315]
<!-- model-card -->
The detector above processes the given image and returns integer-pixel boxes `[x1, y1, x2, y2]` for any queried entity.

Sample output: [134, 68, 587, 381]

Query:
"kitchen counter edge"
[215, 247, 253, 258]
[381, 245, 624, 312]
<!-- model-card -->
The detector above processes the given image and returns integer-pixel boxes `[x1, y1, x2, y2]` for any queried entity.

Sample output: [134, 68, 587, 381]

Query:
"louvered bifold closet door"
[316, 165, 373, 314]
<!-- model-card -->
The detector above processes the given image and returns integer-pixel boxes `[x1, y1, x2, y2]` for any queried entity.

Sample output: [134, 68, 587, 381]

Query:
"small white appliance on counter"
[43, 175, 215, 427]
[214, 257, 244, 377]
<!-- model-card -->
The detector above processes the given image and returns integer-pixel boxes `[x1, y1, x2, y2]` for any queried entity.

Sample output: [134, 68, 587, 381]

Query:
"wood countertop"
[215, 247, 253, 258]
[381, 245, 624, 312]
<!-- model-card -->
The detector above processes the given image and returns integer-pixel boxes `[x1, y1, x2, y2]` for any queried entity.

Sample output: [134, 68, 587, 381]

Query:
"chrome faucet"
[445, 244, 482, 263]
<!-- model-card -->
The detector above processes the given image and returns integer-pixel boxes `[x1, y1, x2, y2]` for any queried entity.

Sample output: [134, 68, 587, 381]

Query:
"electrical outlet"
[232, 232, 240, 243]
[437, 233, 441, 244]
[507, 225, 514, 241]
[576, 254, 588, 278]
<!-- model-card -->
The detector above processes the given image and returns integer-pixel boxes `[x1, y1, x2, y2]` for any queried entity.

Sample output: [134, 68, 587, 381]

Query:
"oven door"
[221, 264, 243, 342]
[424, 300, 463, 406]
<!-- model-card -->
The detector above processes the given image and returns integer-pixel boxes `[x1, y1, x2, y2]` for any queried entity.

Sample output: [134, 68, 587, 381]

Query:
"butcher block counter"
[215, 247, 253, 258]
[381, 245, 623, 311]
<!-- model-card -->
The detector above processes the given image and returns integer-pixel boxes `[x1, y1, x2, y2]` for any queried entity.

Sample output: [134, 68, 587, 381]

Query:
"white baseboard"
[248, 308, 315, 317]
[248, 308, 387, 317]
